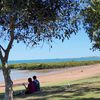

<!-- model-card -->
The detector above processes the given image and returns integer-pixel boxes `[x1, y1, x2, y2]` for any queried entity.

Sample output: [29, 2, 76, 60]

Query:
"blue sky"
[6, 28, 100, 61]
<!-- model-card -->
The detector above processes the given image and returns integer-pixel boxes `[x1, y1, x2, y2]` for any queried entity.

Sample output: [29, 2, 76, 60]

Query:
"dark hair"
[28, 78, 32, 82]
[33, 75, 37, 80]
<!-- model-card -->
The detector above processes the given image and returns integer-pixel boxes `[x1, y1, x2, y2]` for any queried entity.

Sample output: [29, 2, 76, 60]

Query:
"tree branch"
[3, 37, 14, 66]
[0, 48, 3, 62]
[4, 16, 15, 62]
[0, 45, 6, 53]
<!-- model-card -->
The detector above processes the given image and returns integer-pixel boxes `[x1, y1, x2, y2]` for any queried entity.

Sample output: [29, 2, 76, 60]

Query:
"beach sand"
[0, 63, 100, 91]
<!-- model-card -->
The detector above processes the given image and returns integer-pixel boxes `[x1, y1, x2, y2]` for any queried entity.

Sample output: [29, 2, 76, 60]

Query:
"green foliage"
[81, 0, 100, 50]
[0, 0, 81, 47]
[5, 61, 100, 70]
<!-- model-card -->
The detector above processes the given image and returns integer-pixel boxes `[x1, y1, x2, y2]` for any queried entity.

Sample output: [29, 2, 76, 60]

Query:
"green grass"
[0, 60, 100, 70]
[15, 76, 100, 100]
[0, 75, 100, 100]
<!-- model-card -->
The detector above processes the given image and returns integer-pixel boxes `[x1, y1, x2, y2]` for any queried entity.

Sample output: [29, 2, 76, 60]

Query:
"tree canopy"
[0, 0, 80, 48]
[81, 0, 100, 50]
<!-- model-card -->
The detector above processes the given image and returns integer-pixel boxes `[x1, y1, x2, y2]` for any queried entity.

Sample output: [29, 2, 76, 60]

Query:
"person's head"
[28, 78, 32, 83]
[33, 75, 37, 80]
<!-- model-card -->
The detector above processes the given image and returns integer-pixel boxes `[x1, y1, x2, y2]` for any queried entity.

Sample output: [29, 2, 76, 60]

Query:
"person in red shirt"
[24, 77, 35, 94]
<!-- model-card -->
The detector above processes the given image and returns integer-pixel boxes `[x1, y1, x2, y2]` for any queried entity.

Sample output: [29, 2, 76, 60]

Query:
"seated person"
[33, 75, 40, 91]
[23, 77, 35, 94]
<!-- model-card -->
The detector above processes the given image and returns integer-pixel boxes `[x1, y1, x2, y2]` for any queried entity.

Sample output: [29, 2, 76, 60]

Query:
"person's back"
[28, 81, 35, 93]
[33, 76, 40, 91]
[25, 78, 35, 94]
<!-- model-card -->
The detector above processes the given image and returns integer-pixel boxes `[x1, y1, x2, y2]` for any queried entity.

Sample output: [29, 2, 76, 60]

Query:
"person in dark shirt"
[33, 76, 40, 91]
[24, 77, 35, 94]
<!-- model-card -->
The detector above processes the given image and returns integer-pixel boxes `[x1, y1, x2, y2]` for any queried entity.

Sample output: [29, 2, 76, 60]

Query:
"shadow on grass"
[13, 81, 100, 100]
[0, 93, 4, 99]
[0, 80, 100, 100]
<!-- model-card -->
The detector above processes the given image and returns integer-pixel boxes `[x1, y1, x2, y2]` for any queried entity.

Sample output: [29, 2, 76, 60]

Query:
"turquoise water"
[1, 57, 100, 64]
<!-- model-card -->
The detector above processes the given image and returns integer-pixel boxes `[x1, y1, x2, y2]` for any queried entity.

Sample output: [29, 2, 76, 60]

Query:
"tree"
[81, 0, 100, 50]
[0, 0, 80, 100]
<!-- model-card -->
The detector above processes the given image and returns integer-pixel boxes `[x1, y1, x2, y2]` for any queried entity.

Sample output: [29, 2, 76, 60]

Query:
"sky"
[3, 28, 100, 61]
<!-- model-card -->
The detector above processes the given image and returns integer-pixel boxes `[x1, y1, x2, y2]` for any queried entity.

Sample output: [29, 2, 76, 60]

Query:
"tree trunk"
[2, 63, 13, 100]
[0, 15, 15, 100]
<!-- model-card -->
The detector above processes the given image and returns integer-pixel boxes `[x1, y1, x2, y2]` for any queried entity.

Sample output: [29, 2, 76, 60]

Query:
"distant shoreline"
[1, 60, 100, 71]
[1, 57, 100, 64]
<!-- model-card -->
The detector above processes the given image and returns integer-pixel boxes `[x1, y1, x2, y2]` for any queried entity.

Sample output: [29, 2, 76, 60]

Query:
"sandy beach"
[0, 63, 100, 90]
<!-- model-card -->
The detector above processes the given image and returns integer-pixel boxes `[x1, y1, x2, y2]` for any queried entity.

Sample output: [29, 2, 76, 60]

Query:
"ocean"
[0, 57, 100, 64]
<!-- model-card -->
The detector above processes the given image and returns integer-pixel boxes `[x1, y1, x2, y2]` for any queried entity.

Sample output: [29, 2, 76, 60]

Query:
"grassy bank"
[0, 60, 100, 70]
[13, 75, 100, 100]
[0, 75, 100, 100]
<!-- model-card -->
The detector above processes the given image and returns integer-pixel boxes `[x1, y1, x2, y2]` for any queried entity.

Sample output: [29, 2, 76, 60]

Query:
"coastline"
[0, 63, 100, 91]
